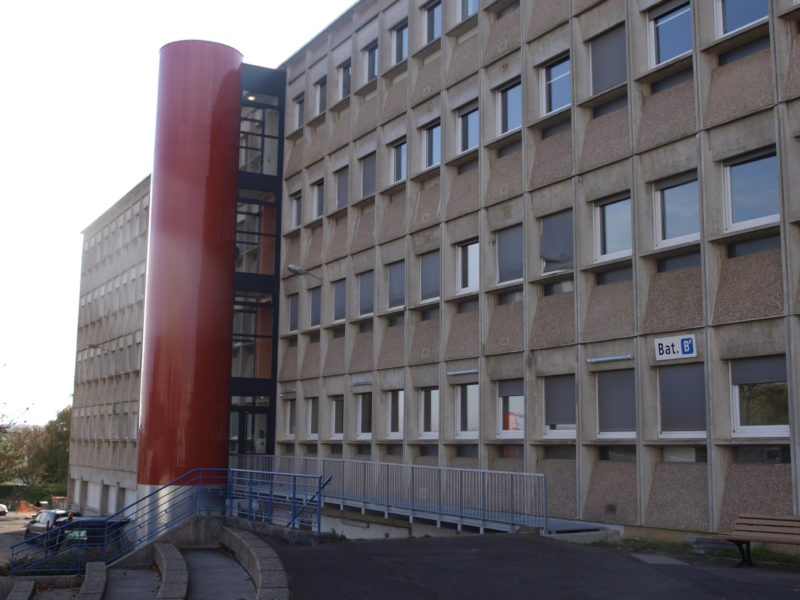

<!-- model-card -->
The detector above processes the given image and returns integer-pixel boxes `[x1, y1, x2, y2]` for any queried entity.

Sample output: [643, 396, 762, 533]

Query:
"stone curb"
[6, 580, 34, 600]
[154, 543, 188, 600]
[219, 526, 289, 600]
[76, 561, 107, 600]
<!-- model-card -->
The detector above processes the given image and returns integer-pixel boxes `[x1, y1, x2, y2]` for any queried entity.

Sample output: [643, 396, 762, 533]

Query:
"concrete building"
[70, 0, 800, 534]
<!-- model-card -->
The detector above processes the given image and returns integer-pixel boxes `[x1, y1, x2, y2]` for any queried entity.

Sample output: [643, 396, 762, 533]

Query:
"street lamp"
[287, 263, 323, 284]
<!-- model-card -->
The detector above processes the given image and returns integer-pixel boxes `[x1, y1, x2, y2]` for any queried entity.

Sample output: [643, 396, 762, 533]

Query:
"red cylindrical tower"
[138, 41, 242, 485]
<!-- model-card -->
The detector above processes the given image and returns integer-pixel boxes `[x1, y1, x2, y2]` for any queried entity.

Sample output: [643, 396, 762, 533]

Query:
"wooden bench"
[724, 515, 800, 566]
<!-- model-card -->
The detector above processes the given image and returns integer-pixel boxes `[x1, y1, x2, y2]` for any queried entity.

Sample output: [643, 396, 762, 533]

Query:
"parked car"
[0, 503, 7, 516]
[24, 510, 82, 540]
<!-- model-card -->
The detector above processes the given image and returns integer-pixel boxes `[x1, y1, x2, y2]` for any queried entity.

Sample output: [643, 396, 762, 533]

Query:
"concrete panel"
[718, 464, 793, 532]
[410, 178, 441, 232]
[537, 458, 578, 519]
[413, 54, 443, 106]
[351, 204, 376, 255]
[378, 325, 405, 369]
[349, 331, 374, 373]
[282, 236, 301, 278]
[323, 337, 346, 376]
[645, 463, 709, 532]
[382, 75, 408, 123]
[485, 150, 523, 207]
[485, 302, 524, 355]
[714, 318, 786, 360]
[444, 311, 480, 359]
[326, 216, 349, 261]
[582, 280, 635, 342]
[486, 352, 524, 380]
[704, 49, 773, 129]
[354, 95, 379, 140]
[304, 226, 323, 268]
[637, 79, 696, 153]
[528, 0, 570, 41]
[278, 346, 298, 382]
[783, 33, 800, 100]
[328, 108, 351, 154]
[446, 166, 480, 219]
[712, 250, 783, 325]
[285, 138, 305, 177]
[583, 460, 637, 525]
[305, 124, 327, 167]
[579, 107, 631, 173]
[410, 318, 440, 365]
[531, 128, 573, 189]
[380, 193, 407, 243]
[446, 32, 479, 88]
[642, 267, 703, 334]
[484, 10, 521, 66]
[532, 292, 576, 348]
[299, 341, 320, 379]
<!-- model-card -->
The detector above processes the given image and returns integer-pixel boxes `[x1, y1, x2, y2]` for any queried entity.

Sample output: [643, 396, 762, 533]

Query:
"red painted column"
[138, 41, 242, 485]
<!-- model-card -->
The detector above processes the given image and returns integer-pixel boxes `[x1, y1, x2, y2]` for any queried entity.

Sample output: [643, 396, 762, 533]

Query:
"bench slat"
[735, 515, 800, 525]
[732, 524, 800, 535]
[728, 532, 800, 544]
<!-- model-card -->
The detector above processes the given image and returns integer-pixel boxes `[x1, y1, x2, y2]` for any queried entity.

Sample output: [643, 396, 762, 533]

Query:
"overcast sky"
[0, 0, 354, 425]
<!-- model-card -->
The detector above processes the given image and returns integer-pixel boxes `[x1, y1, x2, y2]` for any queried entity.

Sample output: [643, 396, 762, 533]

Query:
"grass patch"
[590, 538, 694, 556]
[705, 547, 800, 565]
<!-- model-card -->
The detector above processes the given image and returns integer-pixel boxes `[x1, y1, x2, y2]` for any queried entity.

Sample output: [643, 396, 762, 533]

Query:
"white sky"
[0, 0, 354, 425]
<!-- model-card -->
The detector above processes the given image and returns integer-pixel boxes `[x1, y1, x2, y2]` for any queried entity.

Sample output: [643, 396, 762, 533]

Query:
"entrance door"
[229, 406, 269, 456]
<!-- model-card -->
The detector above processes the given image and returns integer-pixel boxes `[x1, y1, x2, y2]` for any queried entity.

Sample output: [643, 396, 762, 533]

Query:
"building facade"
[273, 0, 800, 533]
[70, 0, 800, 533]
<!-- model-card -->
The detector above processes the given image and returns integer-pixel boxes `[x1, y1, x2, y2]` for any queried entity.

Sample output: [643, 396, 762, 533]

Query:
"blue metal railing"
[10, 468, 329, 576]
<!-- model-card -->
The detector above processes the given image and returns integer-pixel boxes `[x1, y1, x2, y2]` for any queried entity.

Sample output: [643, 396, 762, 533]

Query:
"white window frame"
[426, 0, 442, 43]
[456, 383, 479, 439]
[386, 390, 404, 440]
[654, 174, 700, 248]
[424, 121, 441, 169]
[648, 1, 692, 67]
[331, 396, 344, 440]
[715, 0, 769, 38]
[497, 80, 522, 135]
[457, 240, 480, 294]
[458, 103, 479, 153]
[290, 193, 301, 229]
[723, 151, 780, 232]
[313, 180, 324, 219]
[285, 399, 296, 439]
[419, 388, 440, 439]
[365, 41, 379, 82]
[392, 139, 407, 182]
[315, 77, 327, 115]
[294, 94, 304, 130]
[541, 55, 571, 115]
[594, 196, 632, 261]
[338, 59, 351, 99]
[730, 361, 789, 438]
[497, 388, 525, 440]
[394, 20, 408, 64]
[307, 397, 319, 440]
[461, 0, 478, 21]
[357, 393, 372, 440]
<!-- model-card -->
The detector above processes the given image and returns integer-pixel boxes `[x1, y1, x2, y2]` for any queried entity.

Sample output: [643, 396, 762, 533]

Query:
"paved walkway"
[105, 567, 159, 600]
[184, 549, 254, 600]
[267, 533, 800, 600]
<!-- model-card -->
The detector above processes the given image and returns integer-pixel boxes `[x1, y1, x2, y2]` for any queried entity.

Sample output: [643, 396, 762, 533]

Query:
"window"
[359, 270, 374, 316]
[286, 399, 296, 437]
[365, 42, 379, 82]
[294, 94, 304, 129]
[307, 397, 319, 439]
[394, 21, 408, 64]
[339, 60, 351, 99]
[387, 390, 404, 438]
[309, 287, 321, 327]
[656, 177, 699, 245]
[361, 153, 376, 197]
[544, 375, 576, 438]
[393, 140, 407, 182]
[541, 210, 574, 272]
[591, 25, 626, 94]
[313, 181, 324, 218]
[597, 197, 632, 259]
[358, 393, 373, 438]
[597, 369, 635, 438]
[652, 2, 692, 65]
[420, 250, 440, 301]
[457, 383, 479, 438]
[315, 77, 327, 114]
[498, 379, 524, 438]
[727, 234, 780, 258]
[420, 388, 440, 438]
[499, 82, 522, 134]
[331, 396, 344, 439]
[288, 294, 298, 332]
[497, 225, 523, 283]
[333, 279, 346, 322]
[461, 0, 478, 20]
[544, 57, 571, 114]
[726, 153, 779, 228]
[425, 122, 441, 168]
[387, 260, 405, 309]
[659, 363, 706, 437]
[458, 241, 480, 293]
[426, 1, 442, 43]
[335, 167, 348, 209]
[731, 356, 788, 437]
[459, 104, 479, 152]
[290, 193, 301, 228]
[720, 0, 768, 35]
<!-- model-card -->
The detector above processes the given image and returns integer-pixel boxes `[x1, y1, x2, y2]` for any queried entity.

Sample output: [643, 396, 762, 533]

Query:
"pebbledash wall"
[70, 0, 800, 534]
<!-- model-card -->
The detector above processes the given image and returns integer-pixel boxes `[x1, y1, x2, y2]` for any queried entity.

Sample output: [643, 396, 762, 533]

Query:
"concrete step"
[183, 549, 254, 600]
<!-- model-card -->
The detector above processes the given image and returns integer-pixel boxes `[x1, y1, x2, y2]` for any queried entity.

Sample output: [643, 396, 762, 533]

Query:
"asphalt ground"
[267, 533, 800, 600]
[0, 512, 35, 564]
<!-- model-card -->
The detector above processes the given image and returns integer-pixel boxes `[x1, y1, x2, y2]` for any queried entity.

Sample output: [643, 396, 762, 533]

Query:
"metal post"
[340, 460, 345, 510]
[437, 468, 442, 527]
[268, 472, 274, 524]
[316, 476, 322, 534]
[480, 470, 485, 534]
[385, 463, 390, 519]
[291, 475, 297, 529]
[248, 471, 254, 521]
[362, 461, 366, 514]
[226, 470, 232, 517]
[410, 467, 415, 524]
[458, 470, 463, 532]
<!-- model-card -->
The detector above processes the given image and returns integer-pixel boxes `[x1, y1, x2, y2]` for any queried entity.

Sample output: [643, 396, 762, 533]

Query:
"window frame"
[335, 166, 349, 209]
[542, 55, 571, 115]
[730, 356, 789, 438]
[595, 196, 632, 261]
[426, 1, 442, 43]
[497, 380, 525, 439]
[724, 151, 780, 232]
[394, 20, 409, 64]
[290, 193, 302, 229]
[456, 383, 480, 439]
[285, 399, 296, 439]
[387, 260, 405, 309]
[649, 1, 692, 67]
[333, 279, 346, 323]
[419, 388, 440, 439]
[420, 250, 441, 302]
[543, 374, 576, 440]
[424, 121, 441, 169]
[359, 270, 374, 316]
[716, 0, 769, 37]
[293, 94, 304, 130]
[457, 240, 480, 294]
[312, 180, 325, 219]
[461, 0, 478, 21]
[309, 286, 321, 328]
[590, 25, 627, 95]
[658, 363, 707, 439]
[540, 209, 574, 274]
[596, 369, 636, 440]
[357, 392, 373, 439]
[386, 390, 404, 439]
[654, 174, 700, 247]
[365, 41, 379, 82]
[315, 77, 327, 115]
[392, 139, 407, 182]
[458, 103, 479, 153]
[497, 224, 524, 284]
[338, 59, 351, 99]
[307, 397, 319, 440]
[498, 80, 522, 135]
[331, 396, 344, 440]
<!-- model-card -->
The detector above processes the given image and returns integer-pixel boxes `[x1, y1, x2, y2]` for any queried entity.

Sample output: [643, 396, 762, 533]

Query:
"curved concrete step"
[154, 543, 187, 600]
[219, 527, 288, 600]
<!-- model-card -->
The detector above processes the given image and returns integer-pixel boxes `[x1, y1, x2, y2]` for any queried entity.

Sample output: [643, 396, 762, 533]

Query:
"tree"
[10, 426, 47, 484]
[29, 406, 71, 485]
